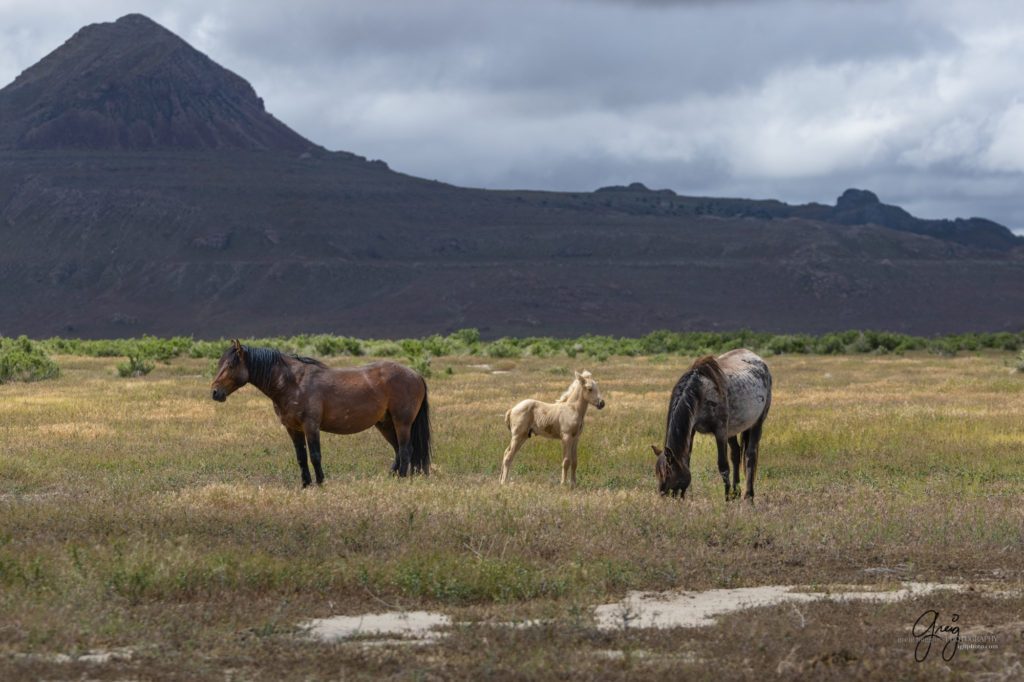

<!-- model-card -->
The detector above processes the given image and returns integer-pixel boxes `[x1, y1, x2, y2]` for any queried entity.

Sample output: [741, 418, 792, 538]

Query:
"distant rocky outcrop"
[594, 184, 1022, 252]
[828, 188, 1020, 251]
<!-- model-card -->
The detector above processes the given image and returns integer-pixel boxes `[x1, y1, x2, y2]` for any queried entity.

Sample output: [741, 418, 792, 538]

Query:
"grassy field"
[1, 351, 1022, 679]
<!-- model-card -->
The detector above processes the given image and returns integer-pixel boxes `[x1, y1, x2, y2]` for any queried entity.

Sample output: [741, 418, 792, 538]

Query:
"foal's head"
[575, 370, 606, 410]
[652, 445, 691, 497]
[210, 339, 248, 402]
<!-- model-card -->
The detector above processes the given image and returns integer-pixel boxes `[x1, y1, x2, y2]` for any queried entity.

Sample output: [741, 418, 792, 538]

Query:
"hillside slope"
[0, 15, 1021, 339]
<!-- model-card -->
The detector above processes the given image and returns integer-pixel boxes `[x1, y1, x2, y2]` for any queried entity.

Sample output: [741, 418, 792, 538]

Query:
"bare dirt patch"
[593, 582, 970, 630]
[301, 611, 451, 645]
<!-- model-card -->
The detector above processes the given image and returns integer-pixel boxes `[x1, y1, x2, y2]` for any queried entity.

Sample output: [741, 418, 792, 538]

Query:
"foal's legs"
[728, 436, 742, 500]
[559, 436, 579, 487]
[287, 427, 313, 488]
[563, 437, 580, 488]
[500, 431, 528, 484]
[743, 420, 765, 501]
[560, 437, 571, 487]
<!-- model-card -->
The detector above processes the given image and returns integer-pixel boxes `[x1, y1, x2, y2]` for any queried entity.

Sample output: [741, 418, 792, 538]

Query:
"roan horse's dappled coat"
[654, 349, 771, 500]
[500, 370, 606, 488]
[211, 341, 431, 486]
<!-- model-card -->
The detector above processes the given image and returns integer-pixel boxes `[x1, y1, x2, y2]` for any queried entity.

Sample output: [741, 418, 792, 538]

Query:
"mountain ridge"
[0, 14, 1021, 339]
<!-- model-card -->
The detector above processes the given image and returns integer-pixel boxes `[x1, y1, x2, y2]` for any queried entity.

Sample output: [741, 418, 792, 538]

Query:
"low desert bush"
[0, 335, 60, 383]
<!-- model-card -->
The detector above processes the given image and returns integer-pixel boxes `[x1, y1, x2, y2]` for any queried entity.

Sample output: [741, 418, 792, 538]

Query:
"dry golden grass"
[1, 351, 1022, 679]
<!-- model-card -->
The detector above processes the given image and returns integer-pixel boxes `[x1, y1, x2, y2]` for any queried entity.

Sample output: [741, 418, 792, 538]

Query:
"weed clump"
[117, 354, 155, 377]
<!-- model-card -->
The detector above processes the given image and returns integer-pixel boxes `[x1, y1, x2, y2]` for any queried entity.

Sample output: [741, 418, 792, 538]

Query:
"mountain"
[1, 14, 1022, 340]
[0, 14, 314, 152]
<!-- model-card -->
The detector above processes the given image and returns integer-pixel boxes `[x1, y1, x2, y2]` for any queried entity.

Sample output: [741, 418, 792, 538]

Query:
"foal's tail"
[409, 380, 433, 475]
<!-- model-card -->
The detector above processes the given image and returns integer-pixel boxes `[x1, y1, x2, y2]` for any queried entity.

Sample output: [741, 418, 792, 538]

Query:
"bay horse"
[653, 349, 771, 501]
[210, 340, 431, 486]
[500, 370, 606, 488]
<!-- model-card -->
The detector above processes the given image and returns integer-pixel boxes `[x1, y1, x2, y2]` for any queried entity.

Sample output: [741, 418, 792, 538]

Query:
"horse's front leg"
[287, 428, 313, 488]
[304, 424, 325, 486]
[715, 433, 730, 501]
[568, 437, 580, 489]
[560, 436, 574, 487]
[728, 436, 742, 500]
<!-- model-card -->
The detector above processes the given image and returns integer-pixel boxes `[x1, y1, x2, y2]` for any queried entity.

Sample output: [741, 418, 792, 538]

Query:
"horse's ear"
[232, 339, 245, 361]
[651, 445, 662, 458]
[575, 370, 584, 383]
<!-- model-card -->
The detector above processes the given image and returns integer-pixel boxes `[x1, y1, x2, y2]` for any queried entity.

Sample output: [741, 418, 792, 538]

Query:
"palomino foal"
[500, 370, 606, 488]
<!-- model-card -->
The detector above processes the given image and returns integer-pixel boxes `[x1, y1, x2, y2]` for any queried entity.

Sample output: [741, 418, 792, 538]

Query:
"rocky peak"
[0, 14, 316, 152]
[835, 188, 880, 210]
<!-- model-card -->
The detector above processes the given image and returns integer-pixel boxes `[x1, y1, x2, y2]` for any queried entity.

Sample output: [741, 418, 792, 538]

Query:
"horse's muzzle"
[596, 400, 606, 410]
[211, 388, 227, 402]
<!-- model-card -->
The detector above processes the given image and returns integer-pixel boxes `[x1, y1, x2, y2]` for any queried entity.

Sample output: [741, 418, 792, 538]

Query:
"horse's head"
[210, 339, 248, 402]
[576, 370, 606, 410]
[652, 445, 691, 497]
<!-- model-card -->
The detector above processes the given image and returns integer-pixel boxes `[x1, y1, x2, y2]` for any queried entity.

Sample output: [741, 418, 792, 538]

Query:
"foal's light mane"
[556, 371, 591, 403]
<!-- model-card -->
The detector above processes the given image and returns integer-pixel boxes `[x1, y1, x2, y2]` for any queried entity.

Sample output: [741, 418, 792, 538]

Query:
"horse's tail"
[409, 379, 432, 476]
[504, 408, 512, 431]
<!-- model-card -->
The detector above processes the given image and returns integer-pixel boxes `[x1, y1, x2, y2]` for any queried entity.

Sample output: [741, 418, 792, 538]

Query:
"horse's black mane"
[242, 345, 326, 390]
[664, 356, 727, 459]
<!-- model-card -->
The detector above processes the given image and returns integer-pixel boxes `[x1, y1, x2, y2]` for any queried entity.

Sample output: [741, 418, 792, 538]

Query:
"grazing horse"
[653, 349, 771, 501]
[210, 340, 431, 486]
[500, 370, 606, 488]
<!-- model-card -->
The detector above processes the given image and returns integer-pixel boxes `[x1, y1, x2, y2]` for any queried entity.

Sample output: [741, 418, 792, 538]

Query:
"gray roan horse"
[211, 340, 431, 486]
[652, 349, 771, 500]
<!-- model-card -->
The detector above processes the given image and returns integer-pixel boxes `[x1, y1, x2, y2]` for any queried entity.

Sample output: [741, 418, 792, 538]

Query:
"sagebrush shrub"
[116, 354, 155, 378]
[0, 335, 61, 383]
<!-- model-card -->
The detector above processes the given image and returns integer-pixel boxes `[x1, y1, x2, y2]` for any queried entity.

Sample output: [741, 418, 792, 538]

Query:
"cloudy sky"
[2, 0, 1024, 234]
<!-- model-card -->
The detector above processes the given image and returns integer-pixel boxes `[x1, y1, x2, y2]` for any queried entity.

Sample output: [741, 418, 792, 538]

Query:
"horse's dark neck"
[244, 346, 285, 396]
[665, 373, 702, 462]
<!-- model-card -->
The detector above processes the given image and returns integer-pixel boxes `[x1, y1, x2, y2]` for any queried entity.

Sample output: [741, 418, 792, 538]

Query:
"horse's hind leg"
[392, 418, 414, 477]
[743, 421, 765, 502]
[304, 424, 325, 485]
[500, 433, 527, 485]
[375, 417, 401, 475]
[287, 428, 313, 488]
[728, 436, 742, 500]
